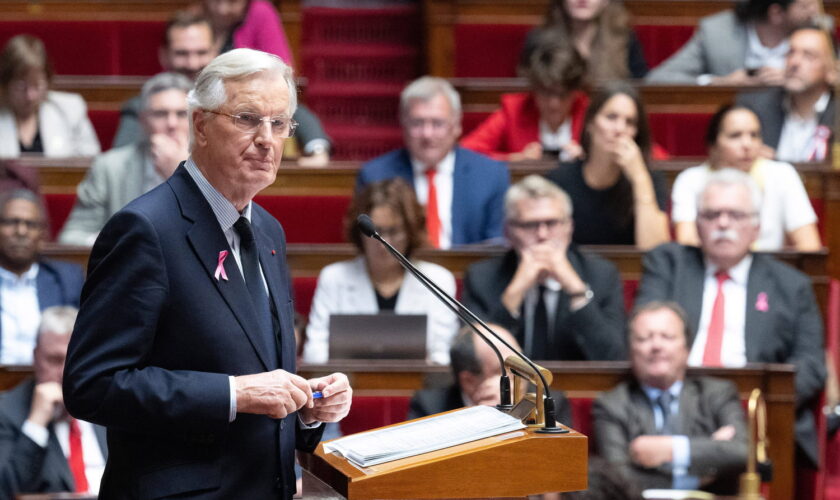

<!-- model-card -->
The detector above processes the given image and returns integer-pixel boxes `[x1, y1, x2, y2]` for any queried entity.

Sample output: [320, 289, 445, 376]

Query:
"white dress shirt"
[0, 265, 40, 365]
[411, 151, 455, 249]
[744, 24, 789, 71]
[539, 119, 573, 160]
[688, 256, 752, 367]
[776, 92, 831, 162]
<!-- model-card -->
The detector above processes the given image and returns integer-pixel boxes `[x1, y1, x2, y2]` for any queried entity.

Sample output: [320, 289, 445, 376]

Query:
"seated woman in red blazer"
[461, 30, 589, 162]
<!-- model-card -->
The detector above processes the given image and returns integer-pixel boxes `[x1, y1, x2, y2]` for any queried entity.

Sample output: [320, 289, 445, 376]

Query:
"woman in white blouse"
[303, 178, 459, 364]
[0, 35, 100, 158]
[672, 104, 820, 251]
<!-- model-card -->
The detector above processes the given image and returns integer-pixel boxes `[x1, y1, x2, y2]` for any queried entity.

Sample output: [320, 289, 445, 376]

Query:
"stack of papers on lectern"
[323, 405, 526, 467]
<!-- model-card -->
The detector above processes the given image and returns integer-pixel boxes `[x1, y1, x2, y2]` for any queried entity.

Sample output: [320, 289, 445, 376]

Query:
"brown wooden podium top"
[305, 421, 587, 499]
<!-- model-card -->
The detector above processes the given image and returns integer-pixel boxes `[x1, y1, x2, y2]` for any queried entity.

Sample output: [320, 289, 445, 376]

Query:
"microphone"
[359, 214, 565, 432]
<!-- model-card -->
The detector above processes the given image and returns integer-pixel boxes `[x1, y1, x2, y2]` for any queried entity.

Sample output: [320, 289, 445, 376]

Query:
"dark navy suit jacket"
[357, 146, 510, 246]
[63, 166, 323, 499]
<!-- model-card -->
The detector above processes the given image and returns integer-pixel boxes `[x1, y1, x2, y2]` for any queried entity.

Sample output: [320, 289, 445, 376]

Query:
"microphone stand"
[358, 215, 565, 432]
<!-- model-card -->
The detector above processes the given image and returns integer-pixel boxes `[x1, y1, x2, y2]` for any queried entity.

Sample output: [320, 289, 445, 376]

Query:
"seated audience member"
[647, 0, 819, 84]
[462, 32, 589, 162]
[520, 0, 648, 81]
[407, 324, 572, 425]
[545, 82, 669, 249]
[357, 77, 509, 248]
[59, 73, 192, 246]
[0, 35, 99, 158]
[462, 175, 625, 361]
[671, 104, 820, 250]
[593, 301, 747, 494]
[636, 171, 825, 468]
[0, 190, 83, 364]
[737, 26, 836, 162]
[303, 178, 459, 365]
[112, 10, 331, 166]
[202, 0, 294, 65]
[0, 306, 106, 497]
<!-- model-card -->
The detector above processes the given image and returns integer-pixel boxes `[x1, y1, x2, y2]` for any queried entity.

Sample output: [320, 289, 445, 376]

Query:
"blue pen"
[313, 391, 323, 399]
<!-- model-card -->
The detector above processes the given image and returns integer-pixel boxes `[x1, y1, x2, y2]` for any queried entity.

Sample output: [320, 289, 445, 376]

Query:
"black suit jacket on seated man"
[0, 379, 107, 497]
[635, 242, 825, 467]
[62, 165, 324, 499]
[462, 247, 626, 361]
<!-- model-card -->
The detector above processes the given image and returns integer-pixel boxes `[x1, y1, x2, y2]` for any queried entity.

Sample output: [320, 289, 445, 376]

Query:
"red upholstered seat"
[43, 193, 76, 241]
[0, 21, 164, 76]
[454, 24, 532, 78]
[633, 25, 696, 69]
[253, 195, 350, 244]
[339, 395, 410, 435]
[648, 113, 713, 157]
[88, 110, 120, 152]
[292, 276, 318, 317]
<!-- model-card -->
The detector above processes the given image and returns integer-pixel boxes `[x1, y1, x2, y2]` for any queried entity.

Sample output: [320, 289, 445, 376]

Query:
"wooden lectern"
[300, 420, 588, 499]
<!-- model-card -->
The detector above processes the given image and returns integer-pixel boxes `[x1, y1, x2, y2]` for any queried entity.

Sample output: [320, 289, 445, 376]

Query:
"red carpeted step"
[303, 44, 418, 83]
[302, 6, 419, 46]
[325, 124, 403, 161]
[306, 82, 402, 126]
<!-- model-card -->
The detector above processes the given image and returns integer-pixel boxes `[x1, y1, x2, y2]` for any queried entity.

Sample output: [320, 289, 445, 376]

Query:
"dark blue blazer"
[357, 147, 510, 246]
[63, 166, 323, 499]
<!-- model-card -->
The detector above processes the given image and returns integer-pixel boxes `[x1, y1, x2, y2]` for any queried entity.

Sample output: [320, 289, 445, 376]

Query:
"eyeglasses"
[205, 110, 298, 138]
[697, 210, 757, 223]
[508, 218, 568, 232]
[8, 78, 48, 95]
[376, 226, 406, 240]
[147, 109, 188, 121]
[0, 217, 44, 232]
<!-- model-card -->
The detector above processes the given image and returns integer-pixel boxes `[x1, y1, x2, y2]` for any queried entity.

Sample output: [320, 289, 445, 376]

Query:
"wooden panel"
[0, 1, 192, 20]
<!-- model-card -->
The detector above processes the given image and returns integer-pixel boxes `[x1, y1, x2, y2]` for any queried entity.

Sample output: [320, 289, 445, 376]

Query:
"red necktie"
[68, 418, 89, 493]
[425, 167, 441, 248]
[702, 271, 730, 366]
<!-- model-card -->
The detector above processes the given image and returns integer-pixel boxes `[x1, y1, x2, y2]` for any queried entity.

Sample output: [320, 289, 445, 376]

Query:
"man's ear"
[192, 109, 209, 147]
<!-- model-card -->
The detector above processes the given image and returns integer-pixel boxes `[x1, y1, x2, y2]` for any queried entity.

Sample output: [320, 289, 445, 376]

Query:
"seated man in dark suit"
[593, 301, 747, 494]
[357, 76, 510, 248]
[0, 189, 83, 365]
[0, 306, 107, 497]
[462, 175, 625, 361]
[635, 167, 825, 468]
[408, 324, 571, 426]
[737, 26, 836, 162]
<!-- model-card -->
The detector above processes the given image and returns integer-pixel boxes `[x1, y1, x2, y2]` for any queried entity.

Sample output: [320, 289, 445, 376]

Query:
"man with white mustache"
[636, 167, 825, 469]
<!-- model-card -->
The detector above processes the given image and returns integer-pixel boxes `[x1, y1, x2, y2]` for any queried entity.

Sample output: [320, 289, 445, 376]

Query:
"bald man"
[407, 324, 571, 424]
[737, 26, 837, 162]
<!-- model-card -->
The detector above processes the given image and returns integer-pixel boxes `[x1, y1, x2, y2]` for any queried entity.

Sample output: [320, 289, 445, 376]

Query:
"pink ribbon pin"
[755, 292, 769, 312]
[215, 250, 229, 281]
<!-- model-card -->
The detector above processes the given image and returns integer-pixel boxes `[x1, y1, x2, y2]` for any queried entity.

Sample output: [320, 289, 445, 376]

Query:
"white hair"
[400, 76, 462, 119]
[38, 306, 78, 339]
[186, 48, 297, 148]
[140, 71, 193, 112]
[504, 175, 573, 220]
[697, 168, 763, 224]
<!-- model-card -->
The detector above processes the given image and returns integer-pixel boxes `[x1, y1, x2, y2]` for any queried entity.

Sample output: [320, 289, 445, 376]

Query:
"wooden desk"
[300, 361, 796, 500]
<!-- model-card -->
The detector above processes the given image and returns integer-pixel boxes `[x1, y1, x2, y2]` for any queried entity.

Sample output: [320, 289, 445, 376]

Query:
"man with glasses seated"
[461, 175, 626, 361]
[357, 76, 509, 248]
[0, 189, 83, 365]
[59, 72, 192, 246]
[636, 168, 825, 469]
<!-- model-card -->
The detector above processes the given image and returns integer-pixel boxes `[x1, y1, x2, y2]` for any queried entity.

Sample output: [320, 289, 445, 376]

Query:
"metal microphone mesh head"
[357, 214, 378, 238]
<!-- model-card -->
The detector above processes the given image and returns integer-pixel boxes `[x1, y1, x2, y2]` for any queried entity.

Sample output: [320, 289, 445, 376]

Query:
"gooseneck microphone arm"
[356, 215, 512, 409]
[358, 214, 564, 431]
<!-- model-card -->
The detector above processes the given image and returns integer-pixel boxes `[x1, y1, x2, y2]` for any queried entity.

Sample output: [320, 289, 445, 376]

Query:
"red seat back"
[339, 395, 410, 435]
[254, 195, 350, 244]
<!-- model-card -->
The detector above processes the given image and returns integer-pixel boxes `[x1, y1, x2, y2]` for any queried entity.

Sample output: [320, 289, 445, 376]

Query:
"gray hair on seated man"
[695, 168, 763, 217]
[399, 76, 462, 119]
[503, 174, 573, 220]
[139, 72, 193, 112]
[38, 306, 78, 339]
[186, 48, 297, 148]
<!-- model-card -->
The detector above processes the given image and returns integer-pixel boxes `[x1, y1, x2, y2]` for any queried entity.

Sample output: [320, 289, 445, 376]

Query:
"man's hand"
[629, 435, 673, 468]
[299, 372, 352, 425]
[712, 425, 736, 441]
[28, 382, 63, 427]
[501, 245, 550, 314]
[753, 66, 785, 86]
[235, 370, 313, 419]
[149, 133, 188, 179]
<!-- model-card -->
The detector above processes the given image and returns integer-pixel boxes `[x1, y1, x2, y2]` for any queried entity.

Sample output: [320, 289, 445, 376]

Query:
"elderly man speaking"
[63, 49, 352, 499]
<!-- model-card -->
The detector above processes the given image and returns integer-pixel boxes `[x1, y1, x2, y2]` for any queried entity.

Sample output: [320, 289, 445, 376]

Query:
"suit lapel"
[744, 256, 772, 362]
[450, 149, 467, 247]
[683, 250, 707, 345]
[172, 168, 275, 371]
[253, 216, 292, 370]
[675, 380, 697, 436]
[630, 383, 658, 436]
[46, 429, 75, 491]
